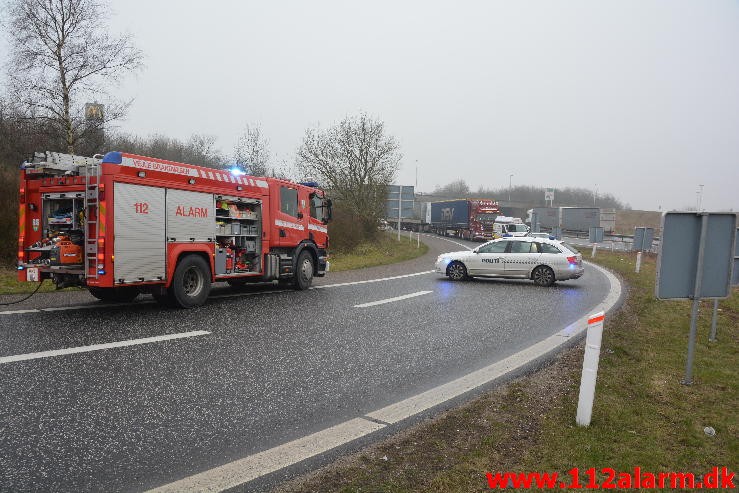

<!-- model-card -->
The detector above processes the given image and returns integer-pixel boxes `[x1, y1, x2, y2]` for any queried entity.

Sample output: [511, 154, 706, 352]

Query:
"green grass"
[328, 233, 429, 272]
[274, 251, 738, 493]
[519, 253, 738, 482]
[0, 267, 62, 295]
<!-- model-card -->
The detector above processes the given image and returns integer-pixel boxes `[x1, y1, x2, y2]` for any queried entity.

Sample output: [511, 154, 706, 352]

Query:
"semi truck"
[429, 199, 501, 240]
[530, 207, 600, 233]
[17, 151, 332, 308]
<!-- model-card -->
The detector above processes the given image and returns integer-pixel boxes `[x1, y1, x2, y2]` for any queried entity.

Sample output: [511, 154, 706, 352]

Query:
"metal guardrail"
[564, 235, 661, 254]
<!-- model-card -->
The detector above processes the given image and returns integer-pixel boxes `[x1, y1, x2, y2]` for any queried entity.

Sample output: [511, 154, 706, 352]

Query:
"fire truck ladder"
[84, 160, 101, 279]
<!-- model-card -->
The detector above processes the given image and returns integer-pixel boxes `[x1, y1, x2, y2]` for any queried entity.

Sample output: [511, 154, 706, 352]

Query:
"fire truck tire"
[170, 255, 211, 308]
[293, 251, 314, 290]
[88, 286, 140, 302]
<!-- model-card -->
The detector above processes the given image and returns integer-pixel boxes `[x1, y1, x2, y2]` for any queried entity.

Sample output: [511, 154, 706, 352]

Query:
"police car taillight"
[566, 256, 577, 264]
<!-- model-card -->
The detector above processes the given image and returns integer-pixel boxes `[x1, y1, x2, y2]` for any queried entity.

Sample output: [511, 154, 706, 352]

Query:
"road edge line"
[146, 261, 622, 492]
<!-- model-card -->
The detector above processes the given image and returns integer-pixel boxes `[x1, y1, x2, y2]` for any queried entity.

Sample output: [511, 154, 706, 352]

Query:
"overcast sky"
[4, 1, 739, 211]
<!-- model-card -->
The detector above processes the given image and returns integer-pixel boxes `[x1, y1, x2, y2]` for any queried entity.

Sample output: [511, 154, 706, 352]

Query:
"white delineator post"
[591, 244, 597, 258]
[576, 311, 605, 427]
[635, 251, 642, 273]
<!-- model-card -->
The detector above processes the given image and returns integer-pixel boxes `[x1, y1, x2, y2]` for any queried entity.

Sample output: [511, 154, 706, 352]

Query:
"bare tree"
[296, 113, 401, 225]
[5, 0, 143, 154]
[105, 132, 224, 168]
[232, 124, 271, 176]
[433, 179, 470, 197]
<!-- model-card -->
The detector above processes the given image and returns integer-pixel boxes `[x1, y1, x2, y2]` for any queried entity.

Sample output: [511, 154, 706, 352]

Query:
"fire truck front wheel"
[293, 251, 315, 290]
[88, 286, 140, 303]
[170, 254, 212, 308]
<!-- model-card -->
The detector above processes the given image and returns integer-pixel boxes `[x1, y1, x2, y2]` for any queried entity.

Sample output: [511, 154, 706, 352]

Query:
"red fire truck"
[17, 151, 332, 308]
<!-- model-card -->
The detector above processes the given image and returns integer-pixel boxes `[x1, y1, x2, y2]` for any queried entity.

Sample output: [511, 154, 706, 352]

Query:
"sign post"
[683, 215, 709, 385]
[397, 192, 401, 241]
[589, 227, 604, 258]
[576, 311, 605, 427]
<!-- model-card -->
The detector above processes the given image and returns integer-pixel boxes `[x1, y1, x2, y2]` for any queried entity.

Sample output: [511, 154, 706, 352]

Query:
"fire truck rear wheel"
[88, 286, 140, 303]
[293, 251, 314, 290]
[170, 254, 211, 308]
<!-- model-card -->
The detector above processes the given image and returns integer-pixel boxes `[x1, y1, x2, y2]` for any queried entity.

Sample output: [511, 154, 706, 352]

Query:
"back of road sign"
[633, 227, 654, 251]
[655, 212, 736, 300]
[589, 227, 604, 244]
[733, 228, 739, 286]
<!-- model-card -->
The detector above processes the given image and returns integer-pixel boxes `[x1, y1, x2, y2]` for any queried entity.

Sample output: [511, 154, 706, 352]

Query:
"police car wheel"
[532, 265, 555, 287]
[447, 261, 468, 281]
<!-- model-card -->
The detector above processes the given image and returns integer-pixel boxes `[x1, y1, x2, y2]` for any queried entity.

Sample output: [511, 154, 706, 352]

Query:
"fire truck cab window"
[309, 194, 323, 221]
[280, 187, 299, 217]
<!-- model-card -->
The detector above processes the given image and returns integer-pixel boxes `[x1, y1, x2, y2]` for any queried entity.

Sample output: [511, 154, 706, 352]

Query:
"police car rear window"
[539, 243, 561, 254]
[561, 243, 580, 254]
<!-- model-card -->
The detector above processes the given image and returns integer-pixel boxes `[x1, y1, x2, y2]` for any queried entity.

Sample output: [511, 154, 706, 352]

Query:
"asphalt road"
[0, 234, 613, 492]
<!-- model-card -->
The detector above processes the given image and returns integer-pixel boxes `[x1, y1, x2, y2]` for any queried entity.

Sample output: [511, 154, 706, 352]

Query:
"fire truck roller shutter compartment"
[166, 189, 215, 242]
[114, 183, 166, 282]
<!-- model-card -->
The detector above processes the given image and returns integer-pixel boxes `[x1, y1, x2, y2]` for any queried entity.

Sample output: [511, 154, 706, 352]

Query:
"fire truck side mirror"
[324, 199, 333, 224]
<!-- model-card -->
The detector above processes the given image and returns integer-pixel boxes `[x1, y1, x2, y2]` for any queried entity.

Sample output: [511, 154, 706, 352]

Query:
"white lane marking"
[0, 330, 211, 364]
[146, 417, 385, 493]
[0, 309, 40, 315]
[41, 301, 155, 311]
[144, 262, 622, 492]
[210, 289, 284, 300]
[422, 233, 473, 251]
[354, 291, 432, 308]
[314, 270, 434, 289]
[0, 301, 156, 316]
[367, 261, 622, 423]
[0, 272, 437, 316]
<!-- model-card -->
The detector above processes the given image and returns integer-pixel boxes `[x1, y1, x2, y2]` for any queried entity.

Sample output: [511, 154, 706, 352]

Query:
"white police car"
[435, 236, 584, 286]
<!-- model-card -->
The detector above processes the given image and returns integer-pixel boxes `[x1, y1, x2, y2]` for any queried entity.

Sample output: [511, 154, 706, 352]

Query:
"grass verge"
[0, 267, 62, 295]
[274, 251, 737, 492]
[329, 232, 429, 272]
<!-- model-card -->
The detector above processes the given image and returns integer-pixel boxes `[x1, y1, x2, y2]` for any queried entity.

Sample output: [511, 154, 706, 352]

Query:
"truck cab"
[493, 216, 530, 237]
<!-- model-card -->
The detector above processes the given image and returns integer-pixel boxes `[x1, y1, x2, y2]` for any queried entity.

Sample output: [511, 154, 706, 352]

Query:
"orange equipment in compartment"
[49, 241, 83, 265]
